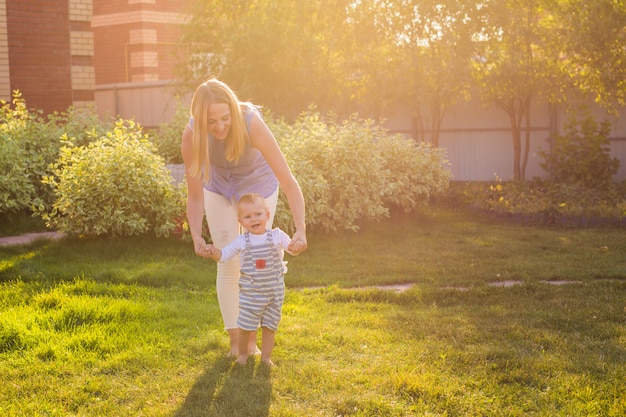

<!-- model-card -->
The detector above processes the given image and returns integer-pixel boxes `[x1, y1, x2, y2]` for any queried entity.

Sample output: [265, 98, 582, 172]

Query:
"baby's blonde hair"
[237, 193, 267, 213]
[188, 79, 250, 184]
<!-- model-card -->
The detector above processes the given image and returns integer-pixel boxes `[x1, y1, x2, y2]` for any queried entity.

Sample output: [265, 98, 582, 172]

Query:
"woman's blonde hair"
[189, 78, 250, 184]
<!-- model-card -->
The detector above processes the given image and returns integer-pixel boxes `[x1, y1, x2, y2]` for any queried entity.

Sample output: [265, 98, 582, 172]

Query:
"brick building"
[0, 0, 187, 118]
[92, 0, 186, 84]
[90, 0, 190, 127]
[0, 0, 94, 114]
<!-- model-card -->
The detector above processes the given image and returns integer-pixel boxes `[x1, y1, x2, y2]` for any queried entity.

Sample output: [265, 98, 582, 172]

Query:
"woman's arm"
[181, 125, 211, 257]
[249, 113, 307, 254]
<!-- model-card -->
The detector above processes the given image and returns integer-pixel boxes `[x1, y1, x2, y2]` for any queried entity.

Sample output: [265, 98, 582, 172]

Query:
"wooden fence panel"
[96, 82, 626, 181]
[439, 129, 550, 181]
[95, 80, 184, 128]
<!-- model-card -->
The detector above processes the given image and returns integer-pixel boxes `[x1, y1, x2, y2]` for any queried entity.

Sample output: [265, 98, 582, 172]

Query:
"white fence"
[385, 99, 626, 181]
[96, 81, 626, 182]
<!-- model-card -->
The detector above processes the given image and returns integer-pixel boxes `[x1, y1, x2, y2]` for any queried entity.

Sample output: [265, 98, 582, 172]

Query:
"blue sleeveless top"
[188, 105, 278, 201]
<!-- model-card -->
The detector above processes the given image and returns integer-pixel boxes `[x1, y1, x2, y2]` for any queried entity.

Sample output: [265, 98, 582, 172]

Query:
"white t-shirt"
[219, 228, 292, 271]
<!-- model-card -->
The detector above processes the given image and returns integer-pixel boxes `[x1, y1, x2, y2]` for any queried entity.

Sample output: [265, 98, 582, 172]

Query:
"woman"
[181, 79, 307, 357]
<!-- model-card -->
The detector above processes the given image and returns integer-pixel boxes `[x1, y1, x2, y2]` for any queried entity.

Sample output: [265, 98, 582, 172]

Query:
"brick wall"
[4, 0, 95, 114]
[69, 0, 95, 107]
[6, 0, 74, 113]
[0, 0, 10, 101]
[92, 0, 188, 85]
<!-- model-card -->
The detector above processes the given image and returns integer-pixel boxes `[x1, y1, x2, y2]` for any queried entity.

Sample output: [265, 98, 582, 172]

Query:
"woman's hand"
[288, 229, 308, 255]
[195, 240, 220, 260]
[194, 239, 211, 258]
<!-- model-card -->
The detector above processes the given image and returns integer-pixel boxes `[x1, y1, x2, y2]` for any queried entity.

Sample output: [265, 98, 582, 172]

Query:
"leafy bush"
[377, 133, 450, 212]
[0, 92, 113, 216]
[0, 129, 33, 213]
[539, 115, 619, 192]
[37, 120, 184, 237]
[61, 105, 114, 148]
[3, 93, 449, 237]
[150, 100, 189, 164]
[0, 92, 64, 213]
[441, 114, 625, 227]
[442, 180, 626, 227]
[268, 111, 451, 233]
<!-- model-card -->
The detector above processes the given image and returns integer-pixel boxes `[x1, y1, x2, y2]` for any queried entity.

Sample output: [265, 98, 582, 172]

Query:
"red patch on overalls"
[255, 259, 266, 269]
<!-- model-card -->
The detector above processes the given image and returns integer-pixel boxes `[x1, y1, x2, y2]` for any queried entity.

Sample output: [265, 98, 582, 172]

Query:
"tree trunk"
[412, 111, 425, 142]
[509, 111, 522, 181]
[521, 100, 531, 181]
[430, 105, 444, 148]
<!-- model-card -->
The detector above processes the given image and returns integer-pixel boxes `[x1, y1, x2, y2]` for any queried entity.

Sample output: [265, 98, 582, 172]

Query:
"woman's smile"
[207, 103, 231, 140]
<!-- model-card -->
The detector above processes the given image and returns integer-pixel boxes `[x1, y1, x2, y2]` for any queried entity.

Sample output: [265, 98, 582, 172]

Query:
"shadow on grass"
[0, 235, 214, 290]
[174, 356, 272, 417]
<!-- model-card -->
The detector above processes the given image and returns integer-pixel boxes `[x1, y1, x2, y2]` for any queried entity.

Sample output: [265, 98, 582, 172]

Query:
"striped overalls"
[237, 230, 285, 332]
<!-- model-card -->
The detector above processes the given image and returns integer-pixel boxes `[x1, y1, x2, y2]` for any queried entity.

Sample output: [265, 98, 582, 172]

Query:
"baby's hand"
[199, 243, 213, 259]
[287, 230, 307, 255]
[287, 240, 304, 255]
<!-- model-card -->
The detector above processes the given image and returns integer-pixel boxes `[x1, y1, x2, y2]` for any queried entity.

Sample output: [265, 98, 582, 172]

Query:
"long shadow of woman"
[174, 356, 271, 417]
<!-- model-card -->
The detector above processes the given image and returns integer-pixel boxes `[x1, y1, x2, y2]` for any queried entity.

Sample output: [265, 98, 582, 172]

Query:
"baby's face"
[238, 200, 270, 234]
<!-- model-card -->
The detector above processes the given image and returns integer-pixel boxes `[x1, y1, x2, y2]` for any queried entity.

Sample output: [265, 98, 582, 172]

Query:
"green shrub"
[443, 180, 626, 227]
[2, 93, 451, 236]
[269, 111, 451, 233]
[539, 115, 620, 192]
[61, 105, 113, 148]
[377, 133, 450, 212]
[0, 129, 33, 213]
[0, 92, 64, 213]
[38, 120, 184, 237]
[269, 111, 341, 233]
[150, 100, 189, 164]
[442, 114, 625, 227]
[0, 92, 113, 216]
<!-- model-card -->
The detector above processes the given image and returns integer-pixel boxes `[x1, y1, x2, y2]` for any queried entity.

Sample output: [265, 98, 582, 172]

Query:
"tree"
[470, 0, 554, 181]
[176, 0, 475, 131]
[175, 0, 626, 180]
[176, 0, 355, 119]
[471, 0, 626, 181]
[395, 0, 476, 147]
[552, 0, 626, 112]
[334, 0, 475, 146]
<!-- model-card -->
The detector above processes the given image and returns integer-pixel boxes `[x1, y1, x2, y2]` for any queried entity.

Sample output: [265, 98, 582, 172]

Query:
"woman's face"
[206, 102, 231, 140]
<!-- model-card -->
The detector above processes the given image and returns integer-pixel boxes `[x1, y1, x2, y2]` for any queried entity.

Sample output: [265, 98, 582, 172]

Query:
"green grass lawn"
[1, 207, 625, 416]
